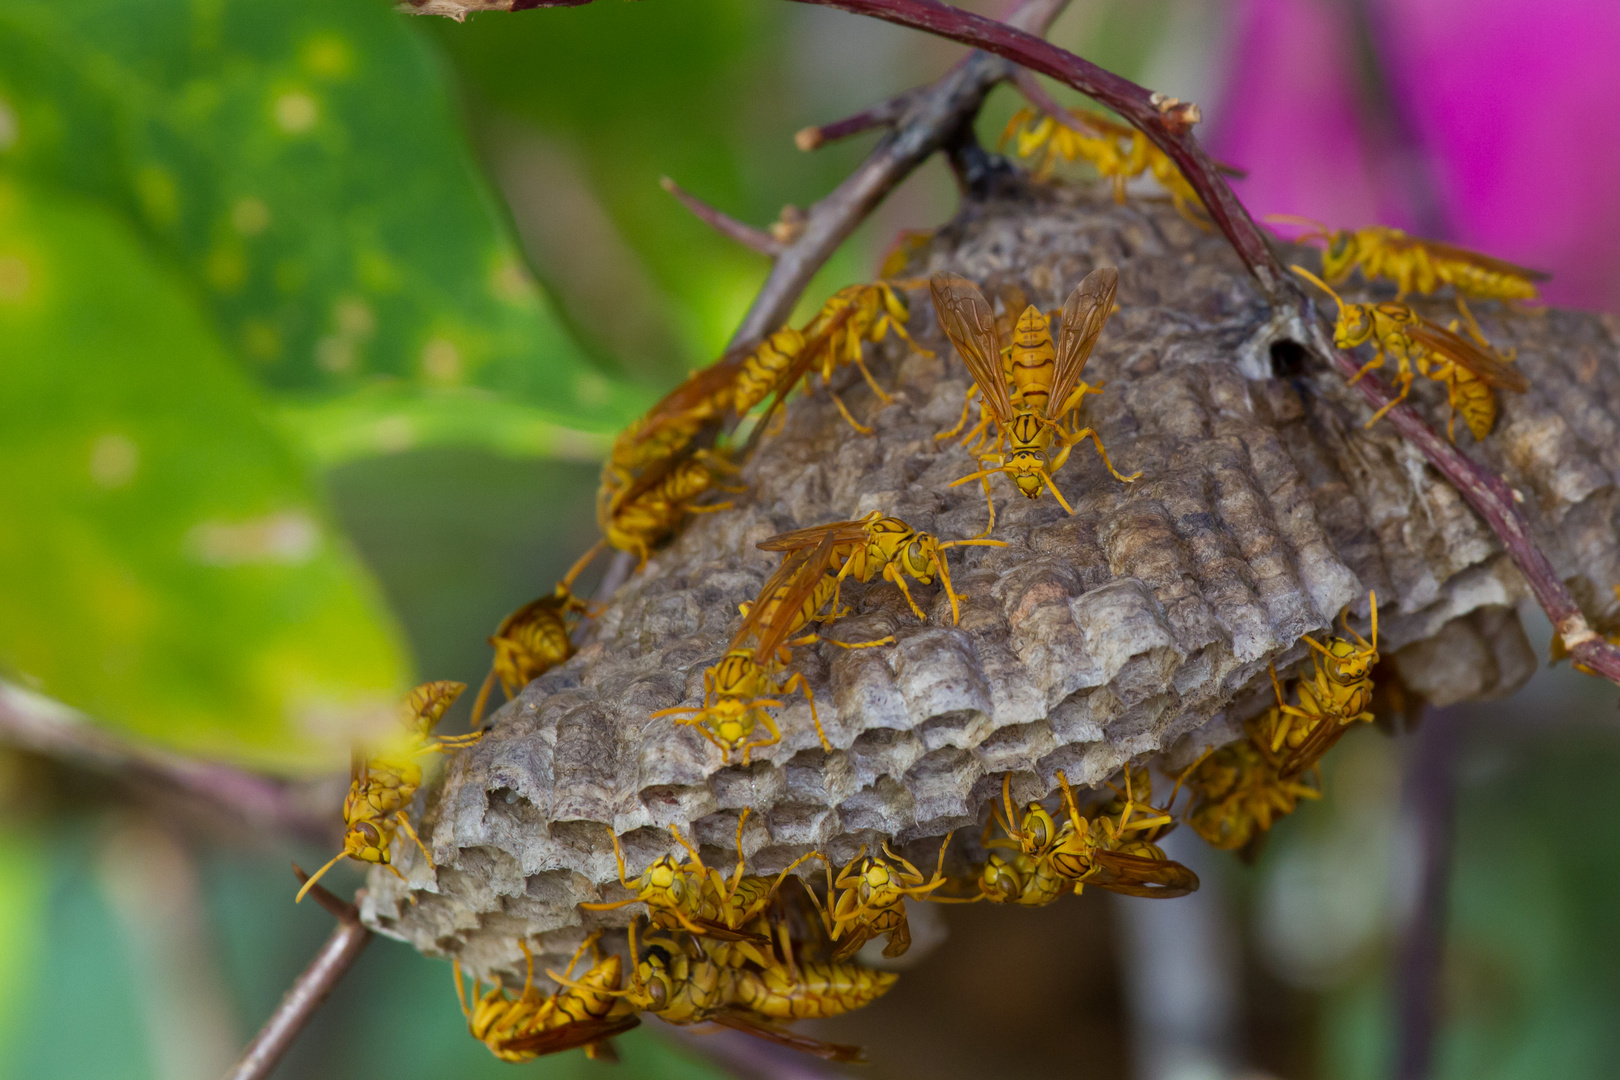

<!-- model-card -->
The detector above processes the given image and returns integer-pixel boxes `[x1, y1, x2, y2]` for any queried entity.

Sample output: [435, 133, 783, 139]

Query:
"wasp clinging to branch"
[1294, 266, 1528, 439]
[1269, 214, 1549, 309]
[930, 268, 1139, 536]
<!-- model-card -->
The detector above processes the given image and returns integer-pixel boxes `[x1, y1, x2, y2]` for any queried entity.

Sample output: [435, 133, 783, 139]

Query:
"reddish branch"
[783, 0, 1620, 686]
[224, 869, 374, 1080]
[728, 0, 1070, 347]
[796, 88, 921, 151]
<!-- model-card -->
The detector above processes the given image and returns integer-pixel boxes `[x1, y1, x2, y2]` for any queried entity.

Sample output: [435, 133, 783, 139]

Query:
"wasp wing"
[739, 306, 856, 457]
[641, 348, 749, 428]
[1275, 717, 1356, 779]
[1090, 849, 1200, 898]
[755, 518, 874, 553]
[728, 543, 818, 654]
[930, 273, 1013, 426]
[496, 1014, 642, 1057]
[1386, 234, 1551, 283]
[710, 1010, 869, 1063]
[1048, 266, 1119, 422]
[1406, 319, 1530, 392]
[749, 530, 842, 662]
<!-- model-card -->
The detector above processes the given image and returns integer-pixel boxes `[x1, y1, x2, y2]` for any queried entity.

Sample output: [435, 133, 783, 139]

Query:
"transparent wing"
[930, 272, 1013, 425]
[639, 348, 748, 430]
[729, 542, 820, 653]
[749, 530, 841, 661]
[1407, 320, 1531, 391]
[756, 519, 872, 553]
[496, 1014, 641, 1057]
[1049, 266, 1119, 419]
[711, 1010, 868, 1063]
[1387, 234, 1551, 282]
[1090, 849, 1200, 898]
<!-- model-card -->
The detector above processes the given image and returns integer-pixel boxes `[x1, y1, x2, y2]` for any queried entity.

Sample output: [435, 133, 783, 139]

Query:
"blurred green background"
[2, 0, 1618, 1078]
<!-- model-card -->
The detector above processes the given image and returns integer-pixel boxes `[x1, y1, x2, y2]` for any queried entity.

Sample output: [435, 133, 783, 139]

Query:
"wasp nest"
[362, 178, 1620, 983]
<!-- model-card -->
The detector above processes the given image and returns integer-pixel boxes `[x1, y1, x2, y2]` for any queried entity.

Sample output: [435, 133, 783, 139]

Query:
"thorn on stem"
[660, 176, 784, 257]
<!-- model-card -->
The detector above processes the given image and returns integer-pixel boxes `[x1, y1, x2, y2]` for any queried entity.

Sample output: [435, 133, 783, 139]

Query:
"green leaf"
[0, 178, 409, 772]
[0, 0, 641, 453]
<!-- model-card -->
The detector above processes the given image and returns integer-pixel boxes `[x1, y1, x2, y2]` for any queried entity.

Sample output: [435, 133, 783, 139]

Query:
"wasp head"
[856, 857, 905, 907]
[345, 819, 389, 864]
[979, 854, 1025, 903]
[637, 855, 689, 907]
[1018, 802, 1058, 856]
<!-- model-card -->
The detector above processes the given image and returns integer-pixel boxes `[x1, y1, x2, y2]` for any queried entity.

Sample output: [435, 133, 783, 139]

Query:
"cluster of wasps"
[290, 138, 1561, 1060]
[1005, 103, 1545, 443]
[1175, 594, 1383, 855]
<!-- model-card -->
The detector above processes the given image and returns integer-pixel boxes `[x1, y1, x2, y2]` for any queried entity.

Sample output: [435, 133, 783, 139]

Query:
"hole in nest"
[1270, 338, 1308, 378]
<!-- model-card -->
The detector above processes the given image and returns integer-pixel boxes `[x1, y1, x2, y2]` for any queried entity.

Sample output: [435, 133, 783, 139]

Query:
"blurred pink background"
[1207, 0, 1620, 312]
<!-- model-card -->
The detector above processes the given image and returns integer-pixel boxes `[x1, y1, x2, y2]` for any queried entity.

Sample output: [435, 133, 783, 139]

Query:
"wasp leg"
[740, 709, 784, 766]
[936, 385, 978, 443]
[392, 812, 433, 869]
[775, 672, 828, 752]
[828, 390, 875, 435]
[1068, 427, 1140, 483]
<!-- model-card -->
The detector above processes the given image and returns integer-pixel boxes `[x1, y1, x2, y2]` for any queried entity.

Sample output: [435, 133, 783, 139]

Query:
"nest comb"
[361, 180, 1620, 987]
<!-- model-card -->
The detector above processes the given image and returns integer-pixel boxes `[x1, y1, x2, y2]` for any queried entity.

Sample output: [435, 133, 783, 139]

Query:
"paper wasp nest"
[363, 179, 1620, 983]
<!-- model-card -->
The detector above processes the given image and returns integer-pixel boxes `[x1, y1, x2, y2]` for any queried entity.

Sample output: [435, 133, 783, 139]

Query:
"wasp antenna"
[294, 849, 349, 904]
[1289, 264, 1347, 313]
[1367, 591, 1379, 650]
[1265, 213, 1332, 242]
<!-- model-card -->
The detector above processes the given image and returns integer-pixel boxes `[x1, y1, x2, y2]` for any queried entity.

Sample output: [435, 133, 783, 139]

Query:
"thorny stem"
[784, 0, 1620, 688]
[796, 88, 920, 151]
[727, 0, 1071, 348]
[661, 176, 785, 258]
[224, 870, 374, 1080]
[0, 681, 333, 845]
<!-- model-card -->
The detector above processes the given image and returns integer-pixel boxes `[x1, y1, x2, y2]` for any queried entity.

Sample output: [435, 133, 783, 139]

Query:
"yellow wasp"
[593, 445, 744, 570]
[1251, 592, 1381, 779]
[1000, 106, 1243, 225]
[581, 810, 816, 963]
[756, 511, 1006, 625]
[468, 578, 591, 727]
[651, 531, 891, 763]
[554, 922, 876, 1063]
[295, 681, 482, 903]
[1270, 214, 1549, 306]
[1294, 267, 1529, 438]
[455, 935, 639, 1062]
[931, 268, 1139, 535]
[812, 835, 953, 959]
[801, 282, 933, 432]
[986, 769, 1199, 899]
[1174, 739, 1320, 853]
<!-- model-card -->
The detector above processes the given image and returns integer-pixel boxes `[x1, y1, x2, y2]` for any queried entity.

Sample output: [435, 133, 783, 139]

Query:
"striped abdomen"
[730, 961, 897, 1020]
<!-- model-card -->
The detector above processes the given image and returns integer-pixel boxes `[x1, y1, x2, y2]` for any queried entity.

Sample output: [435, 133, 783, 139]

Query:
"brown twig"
[661, 176, 785, 257]
[795, 88, 920, 151]
[729, 0, 1070, 348]
[783, 0, 1620, 686]
[224, 869, 374, 1080]
[0, 681, 333, 844]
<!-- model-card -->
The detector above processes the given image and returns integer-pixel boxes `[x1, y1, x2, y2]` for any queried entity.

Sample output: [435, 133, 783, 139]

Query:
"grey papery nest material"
[362, 180, 1620, 985]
